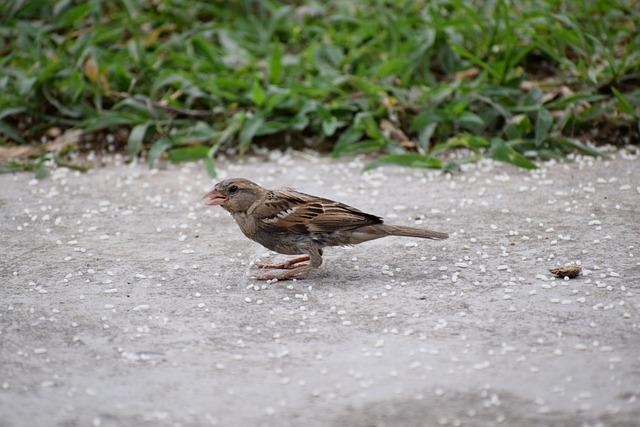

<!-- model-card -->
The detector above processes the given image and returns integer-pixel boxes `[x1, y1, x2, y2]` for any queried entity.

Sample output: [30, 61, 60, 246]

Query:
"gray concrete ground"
[1, 150, 639, 427]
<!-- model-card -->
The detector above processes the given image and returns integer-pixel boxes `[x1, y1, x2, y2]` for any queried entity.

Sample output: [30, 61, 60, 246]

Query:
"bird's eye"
[228, 185, 238, 194]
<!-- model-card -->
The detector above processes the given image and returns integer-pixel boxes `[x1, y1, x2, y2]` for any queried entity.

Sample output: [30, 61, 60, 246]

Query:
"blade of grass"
[364, 154, 443, 171]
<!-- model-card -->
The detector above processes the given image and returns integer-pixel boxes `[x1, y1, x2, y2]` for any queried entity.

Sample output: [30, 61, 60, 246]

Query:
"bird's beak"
[203, 188, 227, 206]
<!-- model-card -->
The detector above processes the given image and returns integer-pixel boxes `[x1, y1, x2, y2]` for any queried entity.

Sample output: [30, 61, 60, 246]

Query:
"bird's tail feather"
[382, 225, 449, 240]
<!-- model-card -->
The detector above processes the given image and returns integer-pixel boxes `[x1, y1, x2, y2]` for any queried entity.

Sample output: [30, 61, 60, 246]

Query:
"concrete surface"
[1, 149, 639, 427]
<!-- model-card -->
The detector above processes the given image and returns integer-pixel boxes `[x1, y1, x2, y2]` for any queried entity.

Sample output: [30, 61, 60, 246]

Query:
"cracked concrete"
[1, 150, 639, 427]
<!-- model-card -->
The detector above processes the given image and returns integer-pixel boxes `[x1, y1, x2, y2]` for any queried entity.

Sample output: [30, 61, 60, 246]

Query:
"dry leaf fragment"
[454, 68, 479, 80]
[0, 129, 82, 160]
[84, 57, 109, 92]
[380, 119, 416, 150]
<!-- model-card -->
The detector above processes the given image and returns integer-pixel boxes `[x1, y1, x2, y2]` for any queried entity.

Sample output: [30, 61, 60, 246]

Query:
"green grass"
[1, 0, 639, 175]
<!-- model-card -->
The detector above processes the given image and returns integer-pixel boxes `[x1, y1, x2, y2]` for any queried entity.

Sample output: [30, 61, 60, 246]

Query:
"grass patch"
[1, 0, 638, 175]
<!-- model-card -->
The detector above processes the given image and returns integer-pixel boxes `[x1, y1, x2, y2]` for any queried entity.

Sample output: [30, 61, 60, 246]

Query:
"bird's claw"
[255, 262, 310, 270]
[255, 262, 297, 270]
[254, 272, 306, 281]
[254, 255, 311, 270]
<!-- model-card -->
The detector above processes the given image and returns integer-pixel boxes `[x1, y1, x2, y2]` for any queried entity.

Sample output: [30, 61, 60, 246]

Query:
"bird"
[204, 178, 448, 281]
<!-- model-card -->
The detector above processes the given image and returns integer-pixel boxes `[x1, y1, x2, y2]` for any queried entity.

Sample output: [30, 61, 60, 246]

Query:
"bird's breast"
[232, 213, 257, 238]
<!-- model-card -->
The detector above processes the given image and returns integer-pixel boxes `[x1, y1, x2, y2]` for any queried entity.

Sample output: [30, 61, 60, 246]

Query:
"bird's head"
[203, 178, 265, 213]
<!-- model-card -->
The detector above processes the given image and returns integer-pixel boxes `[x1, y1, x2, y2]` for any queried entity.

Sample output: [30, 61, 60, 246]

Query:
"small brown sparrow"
[204, 178, 448, 281]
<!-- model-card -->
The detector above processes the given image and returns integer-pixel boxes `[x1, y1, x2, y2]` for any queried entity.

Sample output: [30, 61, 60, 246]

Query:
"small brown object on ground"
[549, 265, 581, 279]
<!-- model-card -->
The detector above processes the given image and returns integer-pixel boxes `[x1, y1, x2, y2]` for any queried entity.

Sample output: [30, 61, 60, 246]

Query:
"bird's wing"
[253, 190, 383, 234]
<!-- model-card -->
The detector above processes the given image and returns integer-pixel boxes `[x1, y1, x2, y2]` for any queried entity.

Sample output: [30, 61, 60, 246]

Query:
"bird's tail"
[381, 224, 449, 240]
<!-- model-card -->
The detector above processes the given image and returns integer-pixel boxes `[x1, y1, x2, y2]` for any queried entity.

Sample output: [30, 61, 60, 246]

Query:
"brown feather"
[255, 190, 382, 235]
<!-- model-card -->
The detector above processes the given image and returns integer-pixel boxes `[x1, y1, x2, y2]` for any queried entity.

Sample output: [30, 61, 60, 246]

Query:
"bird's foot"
[254, 255, 310, 270]
[254, 271, 305, 281]
[254, 263, 312, 281]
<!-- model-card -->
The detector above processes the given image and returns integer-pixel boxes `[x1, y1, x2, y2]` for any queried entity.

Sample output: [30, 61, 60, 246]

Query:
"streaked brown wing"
[254, 190, 382, 235]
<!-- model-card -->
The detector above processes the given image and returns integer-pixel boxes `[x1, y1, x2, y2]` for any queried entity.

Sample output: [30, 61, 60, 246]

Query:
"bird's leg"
[255, 251, 322, 281]
[254, 255, 310, 270]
